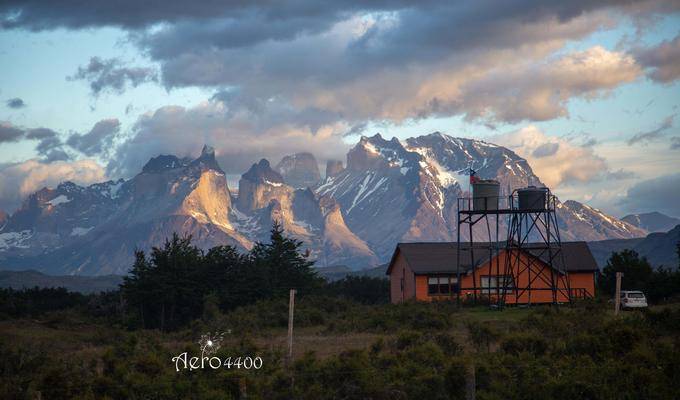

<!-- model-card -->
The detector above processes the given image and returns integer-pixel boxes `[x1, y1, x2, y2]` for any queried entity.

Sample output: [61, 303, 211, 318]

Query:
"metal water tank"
[472, 180, 500, 211]
[517, 186, 548, 210]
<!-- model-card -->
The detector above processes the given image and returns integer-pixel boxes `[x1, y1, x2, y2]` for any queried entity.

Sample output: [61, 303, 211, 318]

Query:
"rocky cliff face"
[237, 159, 289, 212]
[275, 152, 321, 188]
[325, 160, 344, 178]
[316, 134, 457, 259]
[234, 159, 378, 267]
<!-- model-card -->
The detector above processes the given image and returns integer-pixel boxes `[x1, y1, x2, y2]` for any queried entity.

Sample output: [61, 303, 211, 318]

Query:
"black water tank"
[517, 186, 548, 210]
[472, 180, 500, 211]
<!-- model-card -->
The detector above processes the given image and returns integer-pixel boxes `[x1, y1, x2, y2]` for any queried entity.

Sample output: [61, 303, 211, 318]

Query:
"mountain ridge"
[0, 132, 647, 275]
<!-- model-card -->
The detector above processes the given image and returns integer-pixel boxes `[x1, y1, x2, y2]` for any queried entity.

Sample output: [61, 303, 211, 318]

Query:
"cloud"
[532, 142, 560, 158]
[618, 173, 680, 217]
[4, 1, 675, 128]
[671, 137, 680, 150]
[603, 168, 637, 180]
[627, 114, 675, 145]
[492, 126, 609, 188]
[107, 99, 350, 179]
[0, 122, 25, 142]
[633, 34, 680, 83]
[6, 98, 26, 109]
[66, 118, 120, 157]
[0, 119, 119, 161]
[68, 57, 157, 95]
[0, 158, 107, 212]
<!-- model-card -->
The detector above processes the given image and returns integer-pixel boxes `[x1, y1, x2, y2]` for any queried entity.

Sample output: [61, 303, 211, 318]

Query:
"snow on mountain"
[621, 212, 680, 233]
[316, 133, 454, 259]
[557, 200, 648, 241]
[236, 159, 377, 267]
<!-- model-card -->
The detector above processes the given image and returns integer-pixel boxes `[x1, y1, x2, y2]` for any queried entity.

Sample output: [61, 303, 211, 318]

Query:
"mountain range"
[621, 212, 680, 233]
[0, 133, 648, 275]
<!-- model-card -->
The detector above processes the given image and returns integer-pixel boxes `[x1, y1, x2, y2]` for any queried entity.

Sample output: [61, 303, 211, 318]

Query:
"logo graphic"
[172, 331, 262, 372]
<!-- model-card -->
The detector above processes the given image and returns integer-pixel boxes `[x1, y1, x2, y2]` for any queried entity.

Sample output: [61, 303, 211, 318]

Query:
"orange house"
[386, 242, 597, 304]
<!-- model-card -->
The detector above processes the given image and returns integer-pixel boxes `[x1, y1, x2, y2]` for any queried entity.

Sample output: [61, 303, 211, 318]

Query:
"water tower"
[456, 177, 571, 307]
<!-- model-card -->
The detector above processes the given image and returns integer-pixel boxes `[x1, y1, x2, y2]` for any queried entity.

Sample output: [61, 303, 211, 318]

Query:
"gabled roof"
[386, 241, 598, 275]
[524, 242, 598, 272]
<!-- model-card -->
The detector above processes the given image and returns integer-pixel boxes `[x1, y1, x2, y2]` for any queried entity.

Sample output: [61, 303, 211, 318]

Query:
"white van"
[620, 290, 648, 309]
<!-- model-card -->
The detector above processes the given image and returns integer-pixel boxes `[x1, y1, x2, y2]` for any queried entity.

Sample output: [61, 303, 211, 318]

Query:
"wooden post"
[287, 289, 296, 363]
[614, 272, 623, 315]
[239, 377, 247, 400]
[465, 363, 476, 400]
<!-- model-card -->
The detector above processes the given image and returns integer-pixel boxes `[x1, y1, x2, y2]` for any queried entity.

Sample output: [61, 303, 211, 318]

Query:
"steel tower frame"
[455, 189, 572, 307]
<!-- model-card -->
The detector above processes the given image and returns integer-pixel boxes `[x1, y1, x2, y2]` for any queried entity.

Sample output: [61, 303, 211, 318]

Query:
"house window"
[400, 278, 404, 292]
[428, 275, 458, 295]
[481, 275, 515, 294]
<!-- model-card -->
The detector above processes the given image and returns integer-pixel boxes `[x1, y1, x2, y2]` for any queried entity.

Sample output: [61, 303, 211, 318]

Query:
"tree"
[249, 222, 322, 297]
[599, 249, 653, 295]
[122, 234, 204, 330]
[326, 276, 389, 304]
[120, 224, 323, 330]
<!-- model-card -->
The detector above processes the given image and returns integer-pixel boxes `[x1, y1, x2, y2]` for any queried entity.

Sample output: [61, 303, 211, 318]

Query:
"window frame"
[480, 275, 515, 295]
[427, 275, 459, 296]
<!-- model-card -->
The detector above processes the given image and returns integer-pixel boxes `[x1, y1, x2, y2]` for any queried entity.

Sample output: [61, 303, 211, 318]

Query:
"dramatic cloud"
[67, 118, 120, 156]
[68, 57, 157, 95]
[492, 126, 610, 188]
[0, 158, 107, 212]
[633, 34, 680, 83]
[108, 99, 350, 178]
[0, 122, 25, 142]
[6, 98, 25, 109]
[4, 1, 675, 127]
[627, 114, 675, 145]
[618, 173, 680, 217]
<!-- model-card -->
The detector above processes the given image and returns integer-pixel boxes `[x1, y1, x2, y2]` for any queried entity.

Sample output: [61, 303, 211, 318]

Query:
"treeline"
[0, 224, 389, 327]
[121, 223, 390, 330]
[598, 245, 680, 303]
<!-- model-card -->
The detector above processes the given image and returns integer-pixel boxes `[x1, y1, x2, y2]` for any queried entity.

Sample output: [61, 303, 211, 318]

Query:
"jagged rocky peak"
[142, 154, 186, 173]
[275, 152, 321, 188]
[347, 133, 416, 171]
[237, 159, 290, 212]
[326, 160, 344, 177]
[241, 159, 284, 184]
[190, 144, 224, 173]
[405, 131, 539, 189]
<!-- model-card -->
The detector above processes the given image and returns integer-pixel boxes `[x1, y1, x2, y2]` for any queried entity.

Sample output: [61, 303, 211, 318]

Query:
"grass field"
[1, 298, 678, 399]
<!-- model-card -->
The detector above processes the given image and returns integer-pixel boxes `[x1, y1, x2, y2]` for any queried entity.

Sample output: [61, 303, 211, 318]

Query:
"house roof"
[385, 241, 598, 275]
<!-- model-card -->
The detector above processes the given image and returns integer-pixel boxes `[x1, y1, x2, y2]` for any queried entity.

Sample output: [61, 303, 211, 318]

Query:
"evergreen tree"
[121, 234, 204, 330]
[599, 249, 653, 295]
[249, 222, 322, 297]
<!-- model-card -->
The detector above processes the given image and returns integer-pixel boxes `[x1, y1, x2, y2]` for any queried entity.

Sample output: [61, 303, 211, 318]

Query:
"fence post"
[287, 289, 296, 363]
[614, 272, 623, 315]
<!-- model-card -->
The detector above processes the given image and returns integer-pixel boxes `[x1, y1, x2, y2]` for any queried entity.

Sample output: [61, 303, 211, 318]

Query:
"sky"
[0, 1, 679, 218]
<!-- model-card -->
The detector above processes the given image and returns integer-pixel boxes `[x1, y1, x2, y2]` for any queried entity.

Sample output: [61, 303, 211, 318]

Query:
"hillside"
[588, 224, 680, 269]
